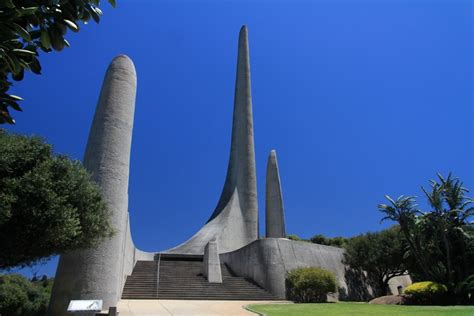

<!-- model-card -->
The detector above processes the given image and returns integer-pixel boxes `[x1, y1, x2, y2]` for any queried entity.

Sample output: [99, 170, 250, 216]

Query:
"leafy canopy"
[0, 274, 52, 316]
[343, 226, 407, 296]
[0, 130, 112, 269]
[0, 0, 115, 124]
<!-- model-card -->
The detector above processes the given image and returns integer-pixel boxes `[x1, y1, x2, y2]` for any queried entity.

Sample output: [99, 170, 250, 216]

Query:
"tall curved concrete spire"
[265, 150, 286, 238]
[49, 55, 138, 315]
[165, 25, 258, 254]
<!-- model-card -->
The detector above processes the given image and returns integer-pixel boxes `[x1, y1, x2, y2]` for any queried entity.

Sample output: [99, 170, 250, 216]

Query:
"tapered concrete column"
[48, 55, 137, 315]
[265, 150, 286, 238]
[203, 240, 223, 283]
[165, 26, 258, 254]
[210, 25, 258, 229]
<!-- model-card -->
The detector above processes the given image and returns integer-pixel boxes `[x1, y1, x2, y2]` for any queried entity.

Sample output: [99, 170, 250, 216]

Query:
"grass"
[247, 302, 474, 316]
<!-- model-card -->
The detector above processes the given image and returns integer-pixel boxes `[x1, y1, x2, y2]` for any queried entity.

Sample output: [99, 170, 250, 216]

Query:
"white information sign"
[67, 300, 103, 313]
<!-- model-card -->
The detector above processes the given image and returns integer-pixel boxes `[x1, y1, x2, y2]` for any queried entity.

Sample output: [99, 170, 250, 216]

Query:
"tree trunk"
[441, 230, 453, 285]
[377, 278, 389, 297]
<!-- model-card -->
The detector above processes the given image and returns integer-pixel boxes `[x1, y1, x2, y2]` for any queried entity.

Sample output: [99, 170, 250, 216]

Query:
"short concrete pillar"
[203, 240, 223, 283]
[397, 285, 403, 295]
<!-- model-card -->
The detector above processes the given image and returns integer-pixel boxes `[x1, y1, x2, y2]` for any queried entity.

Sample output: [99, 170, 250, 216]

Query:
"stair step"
[122, 255, 279, 300]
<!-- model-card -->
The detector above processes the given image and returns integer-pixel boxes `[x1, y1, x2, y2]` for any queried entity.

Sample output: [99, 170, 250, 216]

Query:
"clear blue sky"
[6, 0, 473, 277]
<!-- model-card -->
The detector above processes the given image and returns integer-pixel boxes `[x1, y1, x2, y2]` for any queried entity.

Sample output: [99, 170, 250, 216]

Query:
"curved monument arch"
[164, 25, 258, 255]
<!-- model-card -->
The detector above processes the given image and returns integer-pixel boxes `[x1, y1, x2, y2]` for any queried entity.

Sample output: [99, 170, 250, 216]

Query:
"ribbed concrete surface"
[117, 300, 289, 315]
[49, 55, 138, 315]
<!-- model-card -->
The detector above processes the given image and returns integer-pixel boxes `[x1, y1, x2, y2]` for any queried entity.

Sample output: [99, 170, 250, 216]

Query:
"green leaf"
[108, 0, 117, 8]
[4, 53, 20, 74]
[49, 28, 64, 51]
[0, 108, 15, 124]
[12, 68, 24, 81]
[63, 19, 79, 32]
[18, 7, 39, 15]
[57, 23, 67, 36]
[12, 23, 32, 42]
[6, 94, 23, 101]
[88, 6, 101, 23]
[81, 10, 91, 24]
[12, 49, 36, 56]
[40, 30, 51, 49]
[6, 99, 22, 111]
[29, 57, 41, 74]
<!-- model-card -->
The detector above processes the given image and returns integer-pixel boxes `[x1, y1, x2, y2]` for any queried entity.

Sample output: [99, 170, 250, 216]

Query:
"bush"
[404, 281, 448, 305]
[0, 274, 50, 316]
[287, 235, 303, 241]
[286, 267, 337, 303]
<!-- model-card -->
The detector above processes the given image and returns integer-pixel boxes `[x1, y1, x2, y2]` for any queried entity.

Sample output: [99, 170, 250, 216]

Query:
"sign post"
[67, 300, 103, 316]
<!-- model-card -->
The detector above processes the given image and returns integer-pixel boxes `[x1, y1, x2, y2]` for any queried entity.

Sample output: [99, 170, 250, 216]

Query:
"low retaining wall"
[220, 238, 411, 300]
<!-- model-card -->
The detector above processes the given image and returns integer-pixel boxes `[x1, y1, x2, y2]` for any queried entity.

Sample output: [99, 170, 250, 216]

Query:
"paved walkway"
[117, 299, 287, 315]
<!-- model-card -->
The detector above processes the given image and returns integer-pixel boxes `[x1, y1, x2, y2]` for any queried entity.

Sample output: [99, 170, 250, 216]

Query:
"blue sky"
[6, 0, 473, 276]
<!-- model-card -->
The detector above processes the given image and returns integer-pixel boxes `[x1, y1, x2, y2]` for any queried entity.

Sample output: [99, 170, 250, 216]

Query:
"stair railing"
[156, 253, 161, 298]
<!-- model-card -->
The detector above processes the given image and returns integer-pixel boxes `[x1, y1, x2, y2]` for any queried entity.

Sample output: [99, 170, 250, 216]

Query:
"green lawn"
[247, 302, 474, 316]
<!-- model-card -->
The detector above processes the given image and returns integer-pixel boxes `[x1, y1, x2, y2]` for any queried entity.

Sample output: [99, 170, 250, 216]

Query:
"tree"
[0, 274, 51, 316]
[343, 226, 407, 296]
[0, 0, 115, 124]
[0, 130, 112, 269]
[379, 173, 474, 301]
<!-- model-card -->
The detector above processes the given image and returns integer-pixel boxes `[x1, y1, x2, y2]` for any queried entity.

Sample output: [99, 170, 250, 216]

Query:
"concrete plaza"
[117, 299, 290, 316]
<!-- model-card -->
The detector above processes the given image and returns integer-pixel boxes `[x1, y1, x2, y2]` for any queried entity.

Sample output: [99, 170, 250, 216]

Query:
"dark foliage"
[0, 274, 53, 316]
[379, 173, 474, 304]
[0, 0, 115, 124]
[343, 226, 407, 296]
[0, 130, 112, 269]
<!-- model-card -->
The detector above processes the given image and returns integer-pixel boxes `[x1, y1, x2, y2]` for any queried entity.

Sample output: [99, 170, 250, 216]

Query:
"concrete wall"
[221, 238, 410, 301]
[122, 214, 136, 286]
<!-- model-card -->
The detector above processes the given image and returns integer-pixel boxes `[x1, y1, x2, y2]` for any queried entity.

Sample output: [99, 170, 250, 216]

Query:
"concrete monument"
[49, 26, 411, 314]
[164, 25, 258, 255]
[49, 55, 152, 315]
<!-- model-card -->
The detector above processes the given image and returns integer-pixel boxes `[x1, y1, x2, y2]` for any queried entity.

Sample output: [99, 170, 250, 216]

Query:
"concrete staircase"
[121, 254, 278, 300]
[121, 260, 158, 299]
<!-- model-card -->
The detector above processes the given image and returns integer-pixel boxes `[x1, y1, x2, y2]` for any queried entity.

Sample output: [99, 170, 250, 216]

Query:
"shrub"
[0, 274, 50, 316]
[404, 281, 448, 305]
[287, 235, 303, 241]
[286, 267, 337, 303]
